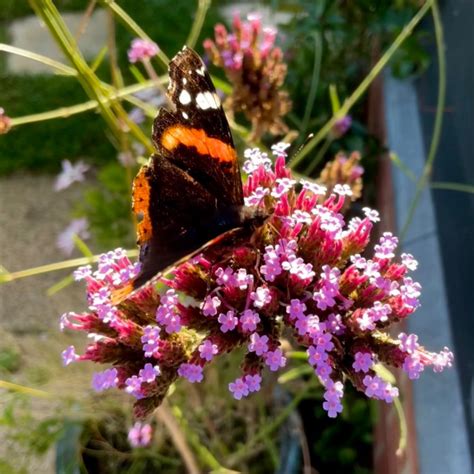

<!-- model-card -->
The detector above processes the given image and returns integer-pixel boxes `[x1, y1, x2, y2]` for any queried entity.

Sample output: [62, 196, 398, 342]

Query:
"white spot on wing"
[196, 91, 219, 110]
[179, 89, 191, 105]
[182, 78, 187, 85]
[182, 111, 189, 119]
[196, 66, 206, 76]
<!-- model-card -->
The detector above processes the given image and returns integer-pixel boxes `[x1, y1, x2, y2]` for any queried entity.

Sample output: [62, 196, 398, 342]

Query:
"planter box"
[369, 73, 471, 474]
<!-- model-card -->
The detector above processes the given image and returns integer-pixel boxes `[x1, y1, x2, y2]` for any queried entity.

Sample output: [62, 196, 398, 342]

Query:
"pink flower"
[178, 363, 203, 383]
[352, 352, 373, 373]
[60, 144, 453, 419]
[61, 345, 79, 366]
[264, 349, 287, 371]
[128, 39, 159, 63]
[218, 310, 238, 333]
[250, 286, 272, 308]
[198, 340, 219, 361]
[128, 422, 152, 447]
[201, 295, 221, 316]
[248, 333, 269, 356]
[229, 377, 249, 400]
[54, 159, 89, 191]
[92, 368, 118, 391]
[240, 309, 260, 332]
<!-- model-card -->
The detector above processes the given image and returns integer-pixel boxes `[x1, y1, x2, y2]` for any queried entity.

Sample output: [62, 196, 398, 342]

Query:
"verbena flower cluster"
[61, 144, 453, 419]
[318, 151, 364, 208]
[127, 39, 159, 64]
[204, 13, 291, 141]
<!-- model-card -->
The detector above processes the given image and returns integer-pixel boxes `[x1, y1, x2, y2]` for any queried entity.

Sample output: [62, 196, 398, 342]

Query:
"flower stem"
[400, 0, 446, 241]
[299, 32, 322, 140]
[98, 0, 169, 68]
[0, 250, 138, 283]
[290, 0, 434, 169]
[186, 0, 211, 49]
[227, 383, 313, 467]
[0, 43, 76, 75]
[9, 80, 157, 127]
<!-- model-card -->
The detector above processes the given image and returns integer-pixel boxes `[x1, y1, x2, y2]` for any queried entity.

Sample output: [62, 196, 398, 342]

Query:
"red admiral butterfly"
[114, 47, 264, 301]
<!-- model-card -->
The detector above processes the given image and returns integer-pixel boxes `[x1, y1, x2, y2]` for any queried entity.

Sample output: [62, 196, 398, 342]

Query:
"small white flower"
[55, 159, 89, 191]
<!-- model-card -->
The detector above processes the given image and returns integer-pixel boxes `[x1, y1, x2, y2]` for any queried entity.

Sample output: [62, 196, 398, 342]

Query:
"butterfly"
[114, 46, 265, 302]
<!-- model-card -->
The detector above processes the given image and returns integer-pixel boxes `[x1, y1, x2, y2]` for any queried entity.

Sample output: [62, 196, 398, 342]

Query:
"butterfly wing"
[126, 47, 244, 293]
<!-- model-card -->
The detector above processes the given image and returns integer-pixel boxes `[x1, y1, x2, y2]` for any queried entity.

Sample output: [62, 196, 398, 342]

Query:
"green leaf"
[55, 420, 83, 474]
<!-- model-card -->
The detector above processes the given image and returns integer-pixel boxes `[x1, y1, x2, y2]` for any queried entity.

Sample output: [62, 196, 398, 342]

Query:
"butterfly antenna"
[287, 133, 314, 167]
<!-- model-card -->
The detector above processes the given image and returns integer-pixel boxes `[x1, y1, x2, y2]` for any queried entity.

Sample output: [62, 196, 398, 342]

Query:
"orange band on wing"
[161, 125, 236, 165]
[132, 167, 153, 244]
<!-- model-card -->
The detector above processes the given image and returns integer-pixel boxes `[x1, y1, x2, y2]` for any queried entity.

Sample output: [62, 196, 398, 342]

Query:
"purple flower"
[54, 159, 89, 191]
[198, 340, 219, 361]
[352, 352, 373, 373]
[128, 38, 159, 63]
[398, 332, 419, 354]
[218, 310, 238, 333]
[215, 266, 236, 286]
[178, 363, 203, 383]
[201, 295, 221, 317]
[139, 363, 160, 383]
[61, 345, 79, 366]
[128, 422, 152, 448]
[374, 232, 398, 259]
[240, 309, 260, 332]
[250, 286, 272, 309]
[156, 289, 182, 333]
[59, 145, 453, 419]
[141, 325, 161, 357]
[286, 299, 306, 321]
[322, 380, 344, 418]
[244, 373, 262, 393]
[248, 333, 269, 356]
[229, 377, 249, 400]
[56, 218, 90, 256]
[264, 349, 287, 371]
[125, 375, 144, 399]
[92, 368, 118, 391]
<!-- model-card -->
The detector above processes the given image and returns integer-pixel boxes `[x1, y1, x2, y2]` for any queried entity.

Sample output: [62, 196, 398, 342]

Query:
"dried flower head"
[204, 12, 291, 141]
[318, 151, 364, 208]
[0, 107, 12, 135]
[61, 144, 453, 419]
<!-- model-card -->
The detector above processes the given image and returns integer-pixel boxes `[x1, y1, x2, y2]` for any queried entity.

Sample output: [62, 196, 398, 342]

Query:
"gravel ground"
[0, 173, 89, 333]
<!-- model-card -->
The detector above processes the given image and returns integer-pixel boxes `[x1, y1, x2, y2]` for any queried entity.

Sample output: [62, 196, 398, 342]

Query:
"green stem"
[10, 80, 157, 127]
[430, 181, 474, 194]
[186, 0, 211, 49]
[400, 0, 445, 241]
[0, 250, 138, 283]
[290, 0, 434, 169]
[393, 397, 408, 456]
[0, 43, 76, 75]
[227, 384, 313, 467]
[99, 0, 169, 68]
[170, 404, 223, 470]
[300, 32, 322, 139]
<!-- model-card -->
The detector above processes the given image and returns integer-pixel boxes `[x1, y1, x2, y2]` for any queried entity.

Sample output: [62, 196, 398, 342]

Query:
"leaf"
[55, 420, 83, 474]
